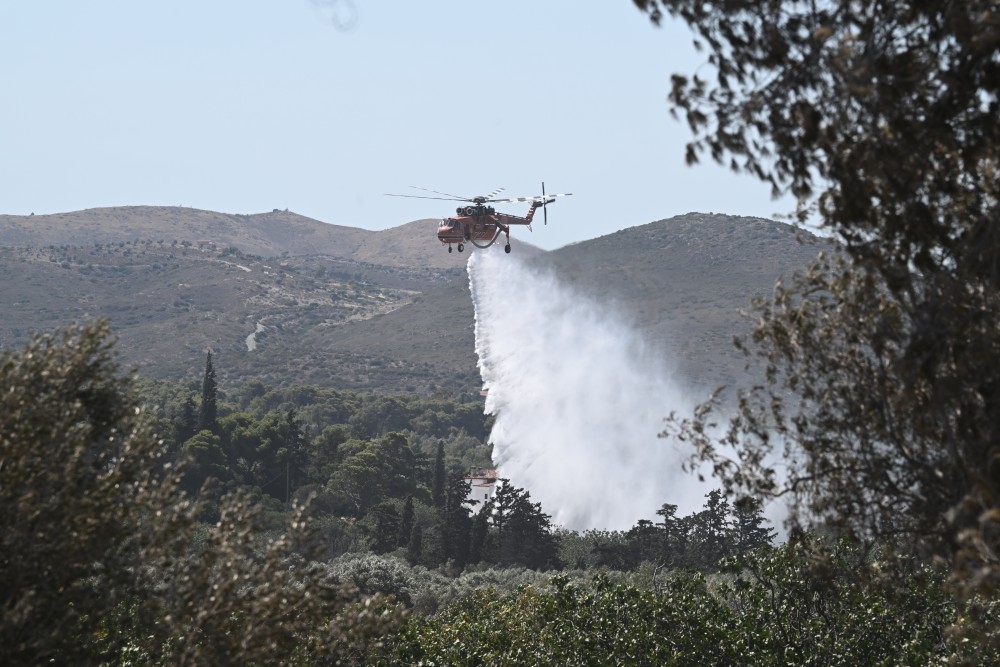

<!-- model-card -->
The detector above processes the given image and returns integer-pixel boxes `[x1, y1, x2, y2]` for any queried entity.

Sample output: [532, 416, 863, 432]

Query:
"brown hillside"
[542, 213, 828, 391]
[0, 208, 826, 395]
[324, 213, 827, 394]
[0, 241, 463, 392]
[0, 206, 542, 270]
[0, 207, 366, 258]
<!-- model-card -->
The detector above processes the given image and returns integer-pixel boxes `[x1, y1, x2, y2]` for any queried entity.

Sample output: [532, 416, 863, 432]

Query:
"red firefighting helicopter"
[386, 183, 572, 254]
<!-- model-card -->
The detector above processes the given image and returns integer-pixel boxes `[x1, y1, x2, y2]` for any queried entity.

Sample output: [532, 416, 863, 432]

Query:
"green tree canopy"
[431, 440, 447, 510]
[0, 321, 169, 661]
[328, 432, 418, 516]
[382, 539, 964, 666]
[196, 350, 218, 434]
[0, 320, 404, 664]
[637, 0, 1000, 608]
[483, 480, 561, 570]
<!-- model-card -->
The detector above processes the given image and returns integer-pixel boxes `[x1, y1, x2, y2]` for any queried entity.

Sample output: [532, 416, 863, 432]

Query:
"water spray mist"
[468, 249, 711, 530]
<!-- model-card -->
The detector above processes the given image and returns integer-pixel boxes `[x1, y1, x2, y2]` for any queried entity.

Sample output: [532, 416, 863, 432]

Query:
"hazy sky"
[2, 1, 797, 250]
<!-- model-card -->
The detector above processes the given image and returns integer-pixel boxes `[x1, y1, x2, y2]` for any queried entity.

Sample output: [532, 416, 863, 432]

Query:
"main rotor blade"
[493, 193, 573, 203]
[386, 185, 572, 204]
[384, 193, 467, 201]
[409, 185, 473, 200]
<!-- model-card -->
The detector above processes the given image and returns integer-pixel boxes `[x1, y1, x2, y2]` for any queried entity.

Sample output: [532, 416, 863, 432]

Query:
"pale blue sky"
[2, 1, 796, 250]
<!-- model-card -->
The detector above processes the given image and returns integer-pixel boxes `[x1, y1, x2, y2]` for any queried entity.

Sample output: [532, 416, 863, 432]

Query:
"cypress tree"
[283, 408, 307, 501]
[431, 440, 446, 510]
[399, 495, 415, 548]
[469, 503, 489, 565]
[731, 497, 776, 559]
[197, 351, 218, 434]
[367, 503, 401, 554]
[406, 523, 423, 566]
[177, 395, 198, 443]
[440, 473, 472, 567]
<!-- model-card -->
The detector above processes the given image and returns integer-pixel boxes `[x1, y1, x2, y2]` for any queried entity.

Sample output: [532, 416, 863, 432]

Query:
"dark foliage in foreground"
[0, 321, 405, 665]
[381, 538, 973, 666]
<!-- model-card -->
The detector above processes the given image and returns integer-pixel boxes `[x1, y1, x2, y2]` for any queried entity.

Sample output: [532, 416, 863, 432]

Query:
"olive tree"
[0, 320, 188, 662]
[0, 320, 403, 664]
[633, 0, 1000, 603]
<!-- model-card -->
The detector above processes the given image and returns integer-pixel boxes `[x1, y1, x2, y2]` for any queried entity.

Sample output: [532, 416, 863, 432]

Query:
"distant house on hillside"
[465, 467, 497, 508]
[197, 239, 216, 250]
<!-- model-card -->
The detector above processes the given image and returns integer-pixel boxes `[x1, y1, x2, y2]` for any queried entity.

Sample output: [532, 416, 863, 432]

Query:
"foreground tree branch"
[638, 0, 1000, 611]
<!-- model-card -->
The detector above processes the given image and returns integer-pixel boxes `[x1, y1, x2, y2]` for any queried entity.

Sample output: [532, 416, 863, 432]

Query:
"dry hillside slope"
[325, 213, 826, 394]
[0, 206, 543, 269]
[0, 207, 824, 395]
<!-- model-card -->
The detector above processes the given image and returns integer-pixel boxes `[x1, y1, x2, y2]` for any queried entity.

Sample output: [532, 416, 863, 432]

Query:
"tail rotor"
[537, 181, 572, 224]
[542, 181, 548, 225]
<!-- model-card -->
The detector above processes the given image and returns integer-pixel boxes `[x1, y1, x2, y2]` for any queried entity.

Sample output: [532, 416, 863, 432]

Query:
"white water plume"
[468, 249, 712, 531]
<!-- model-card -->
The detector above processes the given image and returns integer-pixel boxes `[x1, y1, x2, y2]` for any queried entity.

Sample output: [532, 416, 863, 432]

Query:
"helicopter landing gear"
[458, 243, 465, 252]
[504, 243, 511, 254]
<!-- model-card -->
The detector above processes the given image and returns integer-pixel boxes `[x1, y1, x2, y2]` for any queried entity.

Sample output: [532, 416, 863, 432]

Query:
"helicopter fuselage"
[437, 216, 500, 245]
[384, 184, 569, 255]
[437, 202, 542, 247]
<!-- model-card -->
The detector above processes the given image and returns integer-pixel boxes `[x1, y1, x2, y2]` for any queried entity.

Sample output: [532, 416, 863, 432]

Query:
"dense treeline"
[382, 540, 956, 666]
[139, 352, 776, 574]
[3, 321, 990, 664]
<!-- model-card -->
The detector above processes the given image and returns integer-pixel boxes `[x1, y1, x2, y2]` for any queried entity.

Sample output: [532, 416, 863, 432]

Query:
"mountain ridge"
[0, 206, 824, 395]
[0, 206, 547, 270]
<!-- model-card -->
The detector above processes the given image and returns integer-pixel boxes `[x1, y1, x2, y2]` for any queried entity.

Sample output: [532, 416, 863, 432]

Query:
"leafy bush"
[379, 539, 961, 666]
[0, 320, 405, 664]
[323, 553, 416, 606]
[382, 574, 741, 666]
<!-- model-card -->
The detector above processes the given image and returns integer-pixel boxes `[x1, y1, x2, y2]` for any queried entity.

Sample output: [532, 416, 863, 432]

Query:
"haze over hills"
[0, 206, 824, 397]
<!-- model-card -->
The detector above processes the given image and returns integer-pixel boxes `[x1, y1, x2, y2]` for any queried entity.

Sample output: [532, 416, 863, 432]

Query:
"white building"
[465, 467, 497, 509]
